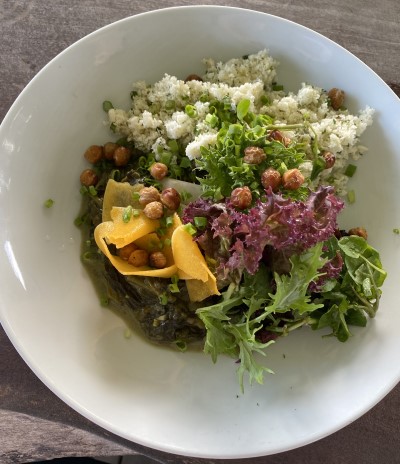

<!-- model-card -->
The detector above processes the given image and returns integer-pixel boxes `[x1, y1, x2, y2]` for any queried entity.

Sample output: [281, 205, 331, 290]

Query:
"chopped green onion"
[194, 216, 207, 228]
[165, 99, 176, 111]
[260, 95, 270, 105]
[44, 198, 54, 208]
[82, 251, 100, 261]
[150, 102, 161, 113]
[393, 228, 400, 235]
[168, 282, 180, 293]
[110, 169, 121, 181]
[347, 190, 356, 204]
[165, 215, 174, 228]
[175, 340, 187, 352]
[185, 104, 198, 118]
[159, 292, 168, 305]
[183, 223, 197, 236]
[138, 156, 148, 168]
[74, 217, 83, 227]
[344, 164, 357, 177]
[100, 295, 109, 307]
[74, 214, 87, 227]
[205, 113, 219, 128]
[132, 191, 140, 201]
[88, 186, 98, 196]
[132, 209, 140, 218]
[122, 205, 133, 223]
[163, 238, 171, 247]
[102, 100, 114, 112]
[272, 84, 284, 91]
[157, 227, 166, 237]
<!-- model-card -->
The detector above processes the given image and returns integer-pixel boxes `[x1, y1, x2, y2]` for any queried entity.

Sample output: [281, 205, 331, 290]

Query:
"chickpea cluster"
[139, 184, 181, 220]
[79, 143, 132, 187]
[116, 183, 181, 269]
[117, 241, 168, 269]
[118, 181, 181, 269]
[230, 128, 338, 210]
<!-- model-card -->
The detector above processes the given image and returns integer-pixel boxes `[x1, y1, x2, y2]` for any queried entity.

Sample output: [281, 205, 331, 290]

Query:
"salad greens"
[80, 68, 386, 391]
[179, 98, 386, 389]
[196, 237, 385, 391]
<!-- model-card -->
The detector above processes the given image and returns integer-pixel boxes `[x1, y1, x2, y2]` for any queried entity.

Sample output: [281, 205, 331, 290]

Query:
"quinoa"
[106, 49, 373, 196]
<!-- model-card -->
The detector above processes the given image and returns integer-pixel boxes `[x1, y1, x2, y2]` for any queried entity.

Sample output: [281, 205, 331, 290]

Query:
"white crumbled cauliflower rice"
[107, 49, 374, 196]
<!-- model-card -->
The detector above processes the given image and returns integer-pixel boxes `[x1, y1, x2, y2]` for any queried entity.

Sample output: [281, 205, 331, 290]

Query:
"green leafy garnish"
[44, 198, 54, 208]
[102, 100, 114, 112]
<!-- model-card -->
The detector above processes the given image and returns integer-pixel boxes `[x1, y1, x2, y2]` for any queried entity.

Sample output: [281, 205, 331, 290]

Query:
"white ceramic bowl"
[1, 6, 400, 459]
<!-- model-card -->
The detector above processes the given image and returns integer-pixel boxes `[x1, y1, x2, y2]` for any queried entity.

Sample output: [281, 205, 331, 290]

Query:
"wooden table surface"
[1, 1, 400, 463]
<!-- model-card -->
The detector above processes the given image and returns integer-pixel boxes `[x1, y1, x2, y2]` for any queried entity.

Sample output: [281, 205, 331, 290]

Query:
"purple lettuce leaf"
[182, 186, 344, 281]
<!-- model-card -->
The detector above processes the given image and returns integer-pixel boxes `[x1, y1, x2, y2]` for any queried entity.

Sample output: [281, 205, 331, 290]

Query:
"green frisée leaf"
[263, 242, 327, 316]
[196, 245, 333, 391]
[196, 269, 276, 391]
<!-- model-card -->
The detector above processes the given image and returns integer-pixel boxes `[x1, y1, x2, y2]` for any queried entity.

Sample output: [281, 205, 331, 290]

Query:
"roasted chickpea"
[150, 162, 168, 180]
[128, 249, 149, 267]
[80, 169, 98, 187]
[143, 201, 164, 219]
[322, 150, 336, 169]
[230, 186, 252, 209]
[243, 146, 266, 165]
[118, 242, 138, 261]
[348, 227, 368, 240]
[185, 74, 203, 82]
[139, 186, 161, 206]
[103, 142, 119, 160]
[84, 145, 104, 164]
[113, 146, 131, 166]
[269, 130, 291, 147]
[328, 88, 345, 111]
[149, 251, 168, 269]
[160, 188, 181, 210]
[261, 168, 281, 191]
[282, 169, 305, 190]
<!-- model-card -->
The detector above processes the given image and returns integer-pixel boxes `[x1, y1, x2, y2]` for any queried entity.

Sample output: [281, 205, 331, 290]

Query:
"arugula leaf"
[317, 299, 350, 341]
[310, 235, 386, 341]
[338, 236, 387, 317]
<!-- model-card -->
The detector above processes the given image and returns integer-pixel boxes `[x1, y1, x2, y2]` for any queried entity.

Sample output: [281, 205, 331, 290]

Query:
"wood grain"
[1, 1, 399, 463]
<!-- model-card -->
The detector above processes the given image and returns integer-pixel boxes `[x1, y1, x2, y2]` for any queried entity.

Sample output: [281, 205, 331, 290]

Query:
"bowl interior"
[1, 6, 400, 458]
